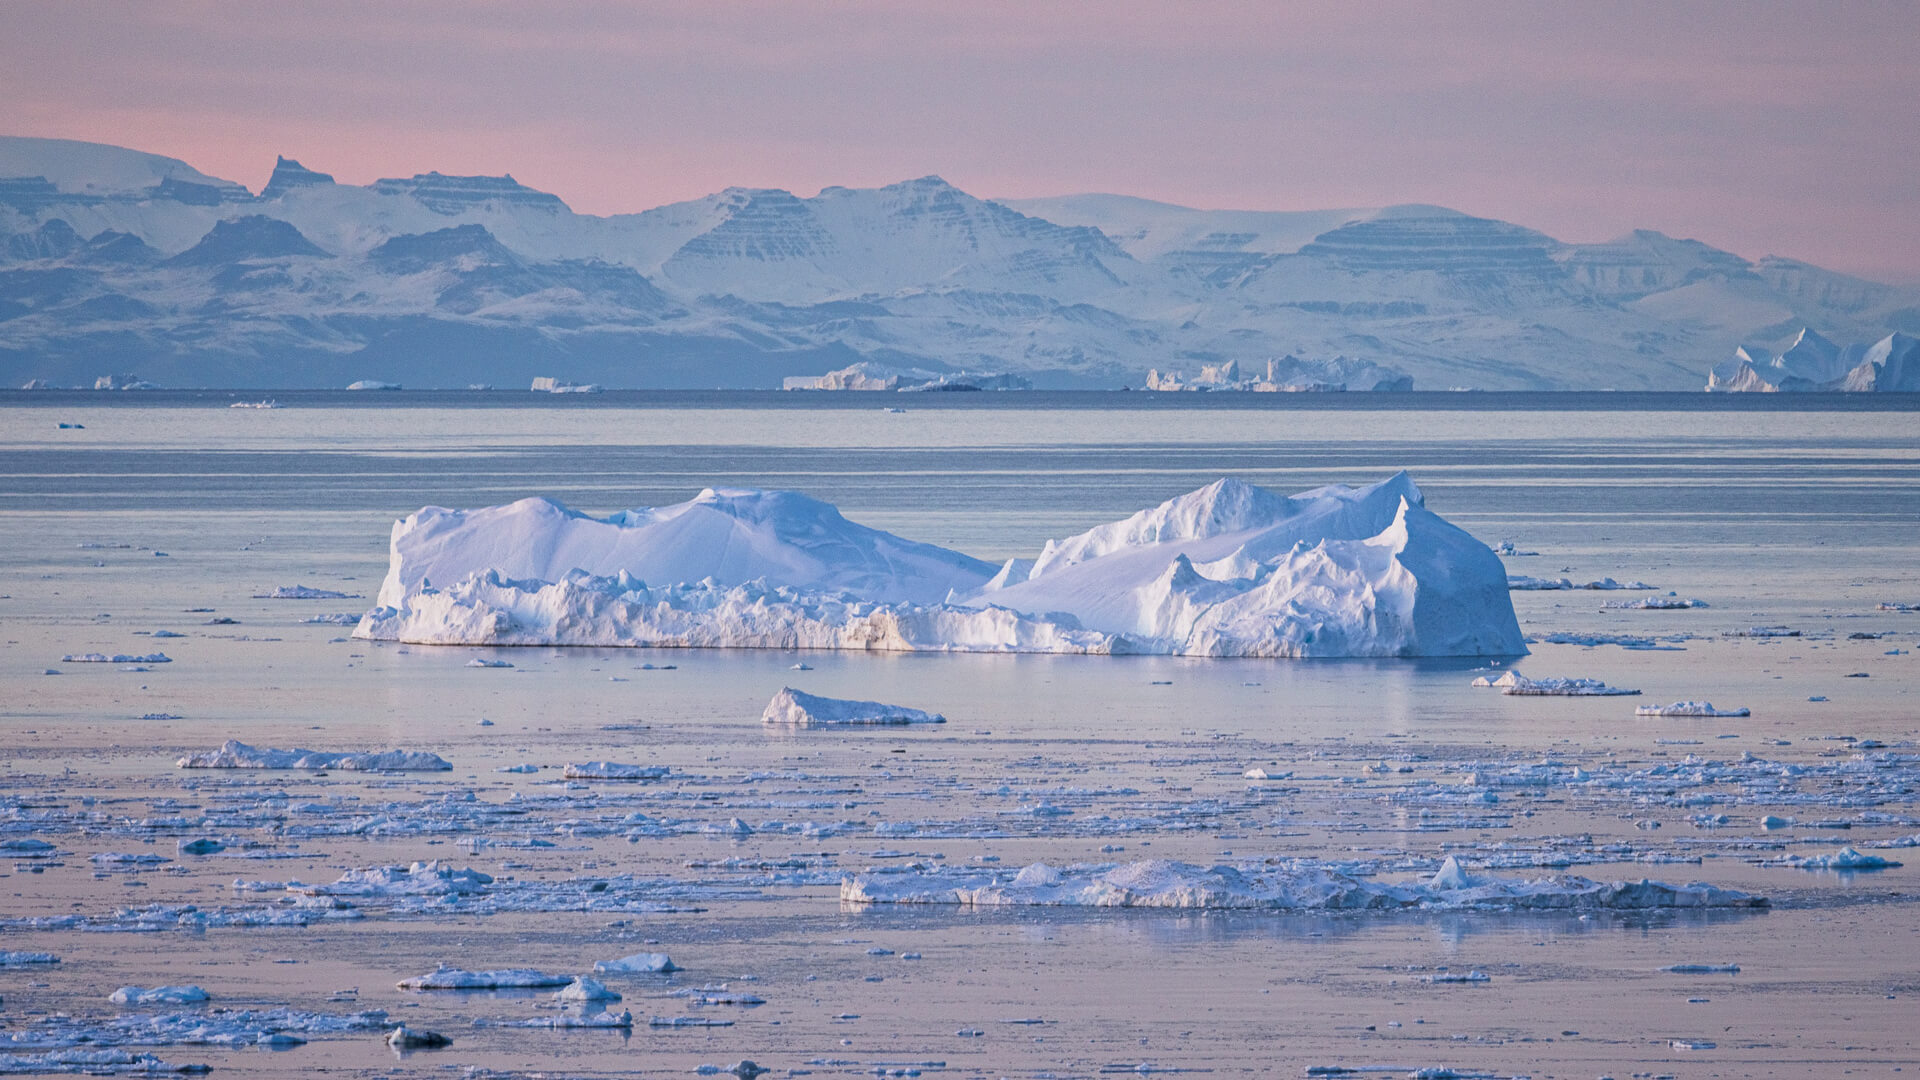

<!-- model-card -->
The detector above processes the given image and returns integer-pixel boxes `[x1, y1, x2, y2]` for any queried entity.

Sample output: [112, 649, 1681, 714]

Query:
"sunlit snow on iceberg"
[355, 473, 1525, 658]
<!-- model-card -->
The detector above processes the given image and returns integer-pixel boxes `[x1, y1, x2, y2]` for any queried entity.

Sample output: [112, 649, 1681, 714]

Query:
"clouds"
[3, 1, 1916, 278]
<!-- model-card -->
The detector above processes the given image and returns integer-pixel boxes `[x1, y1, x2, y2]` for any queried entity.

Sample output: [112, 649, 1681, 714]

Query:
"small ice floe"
[1636, 702, 1750, 717]
[1727, 626, 1800, 637]
[1671, 1039, 1717, 1050]
[594, 952, 677, 974]
[650, 1016, 733, 1027]
[92, 852, 170, 867]
[1243, 768, 1293, 781]
[109, 985, 211, 1006]
[386, 1025, 451, 1049]
[1663, 963, 1739, 973]
[0, 1049, 207, 1074]
[790, 663, 813, 670]
[1879, 602, 1918, 612]
[300, 862, 492, 899]
[673, 986, 765, 1005]
[1471, 670, 1638, 696]
[563, 761, 671, 780]
[1421, 970, 1491, 983]
[177, 739, 452, 771]
[1602, 595, 1707, 609]
[0, 950, 59, 965]
[841, 855, 1765, 911]
[397, 965, 572, 990]
[1763, 847, 1901, 871]
[229, 399, 282, 408]
[253, 585, 357, 599]
[555, 976, 622, 1003]
[1508, 575, 1651, 590]
[1494, 540, 1538, 556]
[466, 658, 514, 668]
[497, 763, 539, 773]
[150, 629, 185, 638]
[1538, 631, 1684, 650]
[0, 838, 57, 858]
[761, 686, 945, 726]
[61, 652, 171, 664]
[485, 1008, 634, 1029]
[176, 838, 224, 855]
[301, 613, 362, 624]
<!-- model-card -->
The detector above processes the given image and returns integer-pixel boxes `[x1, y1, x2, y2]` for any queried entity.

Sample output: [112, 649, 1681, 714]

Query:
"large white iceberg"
[355, 475, 1525, 658]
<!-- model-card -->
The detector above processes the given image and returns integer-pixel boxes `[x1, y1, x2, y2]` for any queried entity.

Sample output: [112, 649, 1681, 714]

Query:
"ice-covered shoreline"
[355, 475, 1526, 659]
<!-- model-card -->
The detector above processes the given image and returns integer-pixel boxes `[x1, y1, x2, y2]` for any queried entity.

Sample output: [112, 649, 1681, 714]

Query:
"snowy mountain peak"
[369, 171, 568, 214]
[0, 136, 248, 199]
[260, 156, 336, 200]
[165, 216, 330, 266]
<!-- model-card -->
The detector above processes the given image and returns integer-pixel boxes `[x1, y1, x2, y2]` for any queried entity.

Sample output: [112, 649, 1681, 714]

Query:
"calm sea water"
[2, 392, 1917, 1077]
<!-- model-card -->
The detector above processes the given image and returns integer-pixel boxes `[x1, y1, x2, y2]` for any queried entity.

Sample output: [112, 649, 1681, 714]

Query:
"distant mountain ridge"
[2, 135, 1915, 390]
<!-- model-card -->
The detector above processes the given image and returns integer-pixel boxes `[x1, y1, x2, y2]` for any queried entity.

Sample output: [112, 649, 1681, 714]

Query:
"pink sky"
[5, 1, 1918, 280]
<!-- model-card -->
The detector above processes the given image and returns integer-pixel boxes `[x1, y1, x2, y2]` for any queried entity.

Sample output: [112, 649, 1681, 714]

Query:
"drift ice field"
[3, 392, 1919, 1078]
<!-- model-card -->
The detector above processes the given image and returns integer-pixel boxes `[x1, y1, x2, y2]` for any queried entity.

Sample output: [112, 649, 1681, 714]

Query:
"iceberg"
[355, 475, 1525, 659]
[397, 965, 572, 990]
[108, 986, 210, 1006]
[1636, 702, 1750, 717]
[840, 856, 1765, 911]
[253, 585, 356, 599]
[562, 761, 670, 780]
[1470, 670, 1638, 696]
[176, 740, 451, 771]
[594, 952, 677, 974]
[762, 687, 944, 726]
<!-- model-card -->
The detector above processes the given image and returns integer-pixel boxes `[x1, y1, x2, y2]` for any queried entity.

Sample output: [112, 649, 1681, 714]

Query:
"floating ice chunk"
[1881, 602, 1919, 612]
[1243, 767, 1293, 781]
[386, 1025, 451, 1049]
[150, 629, 185, 638]
[177, 739, 451, 771]
[109, 985, 210, 1006]
[1765, 847, 1901, 871]
[397, 965, 572, 990]
[301, 861, 492, 898]
[253, 585, 357, 599]
[841, 857, 1764, 911]
[649, 1016, 733, 1027]
[0, 950, 59, 965]
[1472, 670, 1636, 695]
[1422, 970, 1490, 983]
[1671, 1039, 1717, 1050]
[594, 952, 677, 974]
[1508, 575, 1651, 590]
[0, 1049, 209, 1074]
[497, 763, 539, 773]
[490, 1008, 634, 1028]
[1728, 626, 1800, 637]
[563, 761, 671, 780]
[1636, 702, 1750, 717]
[347, 380, 401, 391]
[556, 976, 622, 1003]
[761, 687, 945, 726]
[356, 476, 1527, 659]
[176, 838, 224, 855]
[1602, 595, 1707, 609]
[62, 652, 171, 663]
[466, 658, 514, 668]
[1663, 963, 1739, 973]
[0, 838, 57, 858]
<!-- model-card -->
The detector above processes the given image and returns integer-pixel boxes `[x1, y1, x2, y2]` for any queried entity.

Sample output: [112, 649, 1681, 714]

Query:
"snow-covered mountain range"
[3, 136, 1915, 390]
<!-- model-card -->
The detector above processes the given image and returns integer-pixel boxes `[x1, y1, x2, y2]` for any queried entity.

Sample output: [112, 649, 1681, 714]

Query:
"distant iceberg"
[1706, 328, 1919, 392]
[782, 361, 1031, 392]
[1144, 355, 1412, 392]
[354, 474, 1525, 658]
